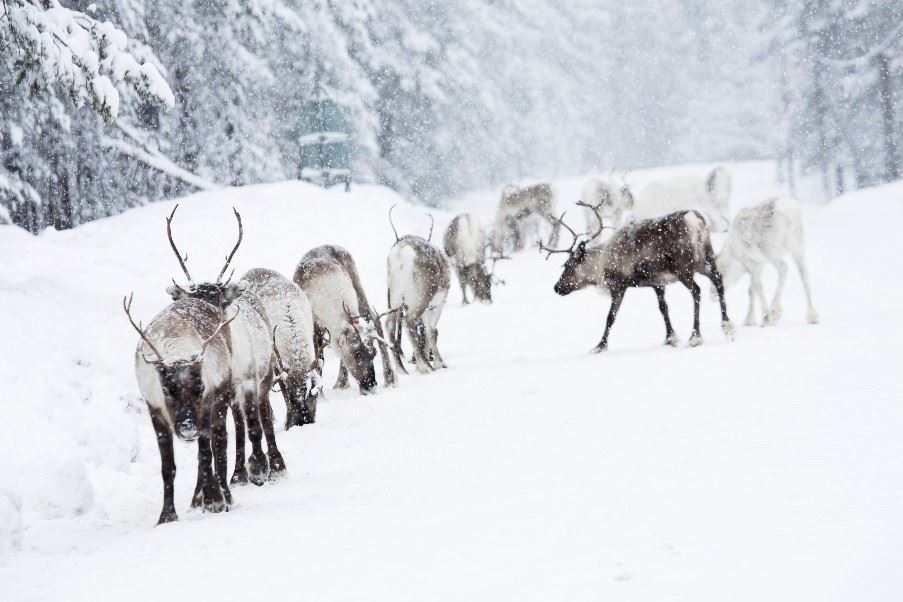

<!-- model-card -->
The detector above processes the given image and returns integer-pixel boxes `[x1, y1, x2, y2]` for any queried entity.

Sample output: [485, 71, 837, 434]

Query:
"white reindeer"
[714, 196, 819, 326]
[634, 166, 732, 232]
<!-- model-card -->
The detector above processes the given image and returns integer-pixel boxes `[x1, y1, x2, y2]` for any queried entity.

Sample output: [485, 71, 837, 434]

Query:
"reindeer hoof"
[722, 320, 736, 341]
[222, 486, 234, 506]
[203, 498, 230, 514]
[688, 334, 704, 347]
[807, 309, 820, 324]
[230, 467, 249, 485]
[156, 510, 178, 525]
[665, 334, 681, 347]
[590, 344, 607, 354]
[248, 452, 268, 486]
[743, 315, 757, 327]
[268, 452, 287, 480]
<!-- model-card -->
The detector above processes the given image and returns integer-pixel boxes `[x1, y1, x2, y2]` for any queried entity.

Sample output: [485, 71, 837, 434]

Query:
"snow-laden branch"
[2, 0, 175, 122]
[103, 122, 218, 192]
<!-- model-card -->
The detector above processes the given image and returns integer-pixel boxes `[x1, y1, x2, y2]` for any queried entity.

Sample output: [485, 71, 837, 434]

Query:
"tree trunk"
[874, 52, 900, 182]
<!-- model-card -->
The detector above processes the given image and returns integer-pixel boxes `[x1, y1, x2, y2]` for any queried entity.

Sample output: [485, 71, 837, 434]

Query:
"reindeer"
[491, 183, 562, 254]
[443, 213, 505, 304]
[634, 166, 732, 232]
[713, 197, 819, 326]
[541, 202, 735, 351]
[294, 246, 391, 395]
[242, 268, 326, 429]
[386, 205, 451, 373]
[580, 175, 634, 231]
[164, 207, 285, 486]
[126, 294, 236, 525]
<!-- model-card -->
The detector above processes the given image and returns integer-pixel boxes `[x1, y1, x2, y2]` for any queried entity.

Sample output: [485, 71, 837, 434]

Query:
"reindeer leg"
[259, 378, 286, 479]
[592, 286, 625, 353]
[230, 399, 249, 485]
[149, 406, 177, 525]
[406, 319, 433, 373]
[334, 362, 350, 389]
[750, 270, 770, 325]
[683, 277, 706, 347]
[370, 309, 397, 387]
[243, 389, 268, 486]
[211, 388, 232, 507]
[458, 266, 470, 305]
[743, 275, 757, 326]
[791, 249, 819, 324]
[654, 286, 679, 346]
[704, 245, 735, 339]
[196, 404, 227, 513]
[768, 259, 788, 324]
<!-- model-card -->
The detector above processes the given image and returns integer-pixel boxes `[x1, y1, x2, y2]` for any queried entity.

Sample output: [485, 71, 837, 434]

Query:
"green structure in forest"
[296, 81, 352, 190]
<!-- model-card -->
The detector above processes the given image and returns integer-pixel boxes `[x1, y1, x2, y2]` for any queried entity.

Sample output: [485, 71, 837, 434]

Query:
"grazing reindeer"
[714, 197, 819, 326]
[443, 213, 504, 304]
[126, 294, 236, 525]
[387, 206, 451, 372]
[294, 246, 389, 395]
[492, 183, 562, 253]
[165, 207, 285, 486]
[580, 175, 634, 231]
[300, 245, 397, 387]
[242, 268, 325, 429]
[634, 166, 732, 232]
[541, 202, 735, 351]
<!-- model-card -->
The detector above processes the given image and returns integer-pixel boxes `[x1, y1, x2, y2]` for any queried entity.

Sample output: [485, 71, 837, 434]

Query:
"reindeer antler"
[426, 213, 434, 242]
[123, 293, 165, 363]
[166, 205, 193, 285]
[343, 302, 363, 334]
[199, 307, 238, 357]
[216, 208, 243, 284]
[388, 204, 400, 241]
[576, 200, 608, 241]
[537, 211, 579, 260]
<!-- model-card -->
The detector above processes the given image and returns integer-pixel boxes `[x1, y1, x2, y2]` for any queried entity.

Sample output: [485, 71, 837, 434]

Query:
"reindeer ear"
[319, 329, 331, 347]
[166, 285, 186, 300]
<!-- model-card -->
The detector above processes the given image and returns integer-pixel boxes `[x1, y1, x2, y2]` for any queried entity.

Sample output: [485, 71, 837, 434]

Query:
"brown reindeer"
[541, 202, 735, 351]
[126, 293, 237, 525]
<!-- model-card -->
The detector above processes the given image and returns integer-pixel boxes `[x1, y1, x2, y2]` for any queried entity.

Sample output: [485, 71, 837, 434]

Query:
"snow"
[1, 162, 902, 600]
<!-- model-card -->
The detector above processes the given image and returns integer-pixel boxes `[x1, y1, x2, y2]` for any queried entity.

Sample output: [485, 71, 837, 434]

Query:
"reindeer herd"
[126, 166, 820, 525]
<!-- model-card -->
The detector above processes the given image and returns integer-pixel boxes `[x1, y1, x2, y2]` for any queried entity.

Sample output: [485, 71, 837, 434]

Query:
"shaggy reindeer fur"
[243, 268, 323, 428]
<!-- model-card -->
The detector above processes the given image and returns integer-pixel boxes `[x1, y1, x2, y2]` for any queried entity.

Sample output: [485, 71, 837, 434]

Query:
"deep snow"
[1, 162, 902, 600]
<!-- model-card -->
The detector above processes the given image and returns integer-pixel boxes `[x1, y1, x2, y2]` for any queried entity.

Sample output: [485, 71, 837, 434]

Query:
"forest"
[1, 0, 901, 233]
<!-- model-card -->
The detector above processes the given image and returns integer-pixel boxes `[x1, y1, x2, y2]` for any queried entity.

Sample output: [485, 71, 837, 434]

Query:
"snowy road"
[1, 163, 902, 600]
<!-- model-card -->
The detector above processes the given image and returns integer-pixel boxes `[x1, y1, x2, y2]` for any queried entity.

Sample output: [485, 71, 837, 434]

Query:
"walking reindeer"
[164, 207, 285, 486]
[386, 205, 451, 373]
[541, 202, 735, 351]
[714, 196, 819, 326]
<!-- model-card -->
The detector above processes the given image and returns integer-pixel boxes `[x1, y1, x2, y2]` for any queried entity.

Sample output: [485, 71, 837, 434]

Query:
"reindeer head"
[272, 326, 328, 429]
[124, 294, 235, 441]
[163, 205, 247, 309]
[539, 202, 608, 297]
[336, 304, 382, 394]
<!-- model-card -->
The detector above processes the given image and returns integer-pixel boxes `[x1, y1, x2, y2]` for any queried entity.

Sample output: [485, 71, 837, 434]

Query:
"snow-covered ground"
[1, 162, 902, 600]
